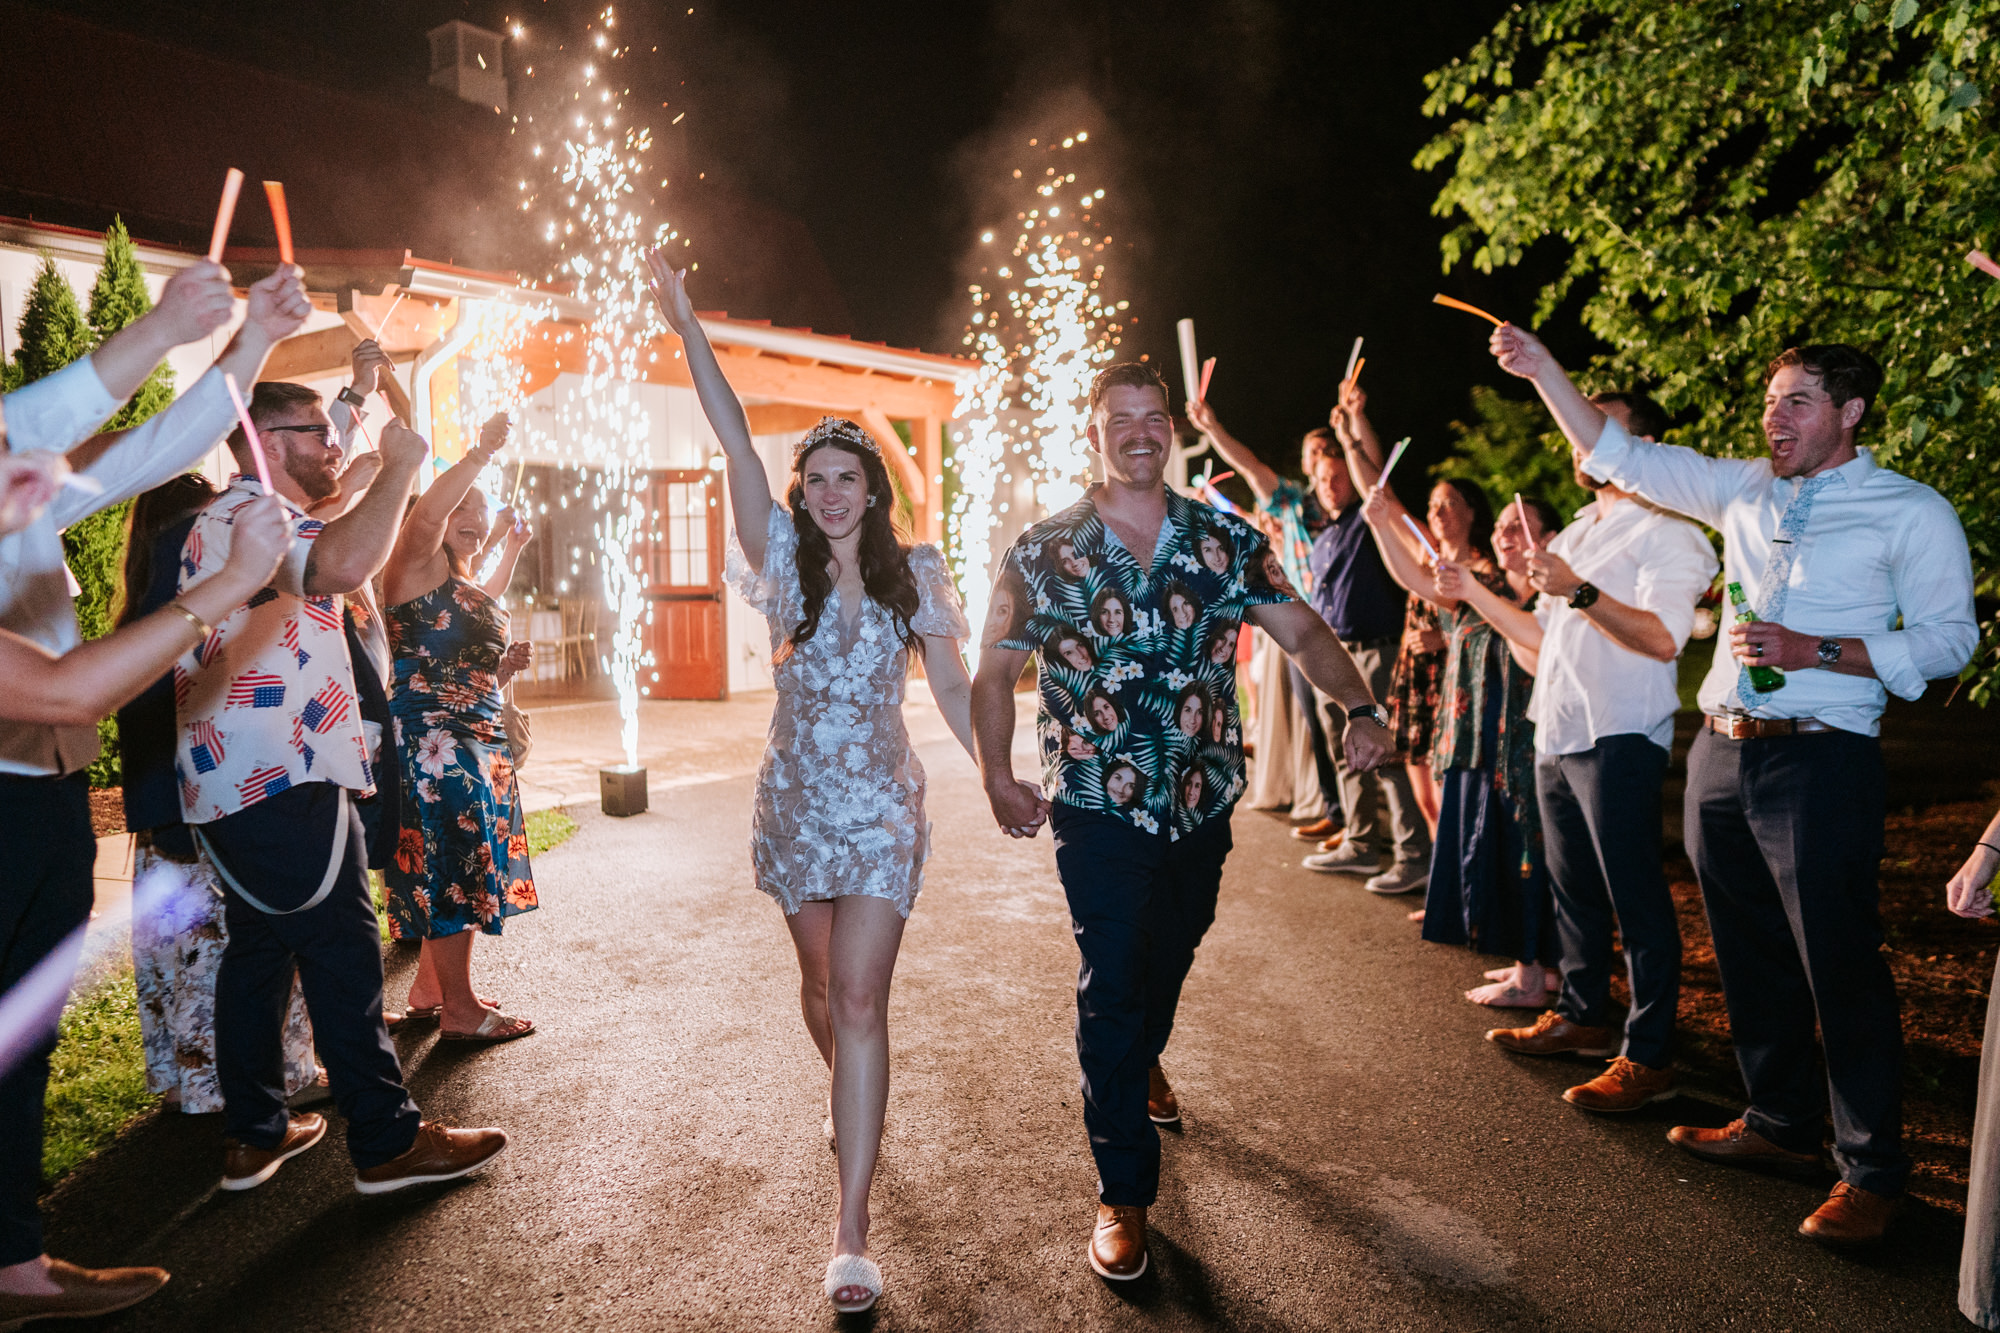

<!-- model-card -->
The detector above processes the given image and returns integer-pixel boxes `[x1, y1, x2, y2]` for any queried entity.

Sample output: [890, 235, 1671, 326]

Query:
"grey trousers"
[1963, 952, 2000, 1327]
[1315, 643, 1429, 866]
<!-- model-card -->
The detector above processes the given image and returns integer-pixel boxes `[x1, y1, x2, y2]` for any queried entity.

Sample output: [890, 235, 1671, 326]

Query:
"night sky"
[35, 0, 1588, 489]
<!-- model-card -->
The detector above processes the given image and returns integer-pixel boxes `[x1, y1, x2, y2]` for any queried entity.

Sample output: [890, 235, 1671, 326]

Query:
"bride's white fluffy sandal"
[824, 1254, 881, 1314]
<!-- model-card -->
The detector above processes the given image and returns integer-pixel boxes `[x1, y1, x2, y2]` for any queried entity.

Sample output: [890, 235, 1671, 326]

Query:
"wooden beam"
[858, 407, 925, 505]
[744, 403, 828, 435]
[263, 325, 358, 381]
[335, 312, 412, 425]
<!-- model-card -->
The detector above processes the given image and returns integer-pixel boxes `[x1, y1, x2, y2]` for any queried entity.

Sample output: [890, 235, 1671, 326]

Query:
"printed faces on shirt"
[990, 488, 1293, 837]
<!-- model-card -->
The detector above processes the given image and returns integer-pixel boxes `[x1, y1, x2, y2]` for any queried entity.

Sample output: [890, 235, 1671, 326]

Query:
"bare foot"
[1483, 966, 1559, 990]
[1464, 979, 1547, 1007]
[1407, 908, 1425, 922]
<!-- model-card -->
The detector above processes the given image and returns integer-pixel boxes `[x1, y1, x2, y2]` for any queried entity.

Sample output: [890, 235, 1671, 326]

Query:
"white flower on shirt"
[1172, 551, 1202, 574]
[1131, 810, 1159, 834]
[1162, 669, 1193, 691]
[413, 728, 457, 778]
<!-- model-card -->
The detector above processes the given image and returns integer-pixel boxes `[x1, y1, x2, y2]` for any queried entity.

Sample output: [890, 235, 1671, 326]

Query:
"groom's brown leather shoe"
[1668, 1118, 1818, 1168]
[1089, 1204, 1148, 1280]
[0, 1259, 168, 1328]
[1798, 1181, 1898, 1246]
[1147, 1064, 1180, 1125]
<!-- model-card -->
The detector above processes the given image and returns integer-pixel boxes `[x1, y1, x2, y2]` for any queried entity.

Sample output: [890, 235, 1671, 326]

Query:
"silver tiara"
[793, 417, 881, 459]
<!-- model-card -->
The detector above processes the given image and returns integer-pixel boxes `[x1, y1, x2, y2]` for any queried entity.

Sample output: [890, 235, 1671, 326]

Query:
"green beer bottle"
[1726, 581, 1785, 692]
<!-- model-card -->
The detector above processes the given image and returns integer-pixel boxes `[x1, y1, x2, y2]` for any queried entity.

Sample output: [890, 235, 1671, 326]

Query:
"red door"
[636, 469, 727, 699]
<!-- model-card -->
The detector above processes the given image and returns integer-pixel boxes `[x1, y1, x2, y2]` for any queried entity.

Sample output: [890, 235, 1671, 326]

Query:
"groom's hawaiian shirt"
[988, 485, 1297, 838]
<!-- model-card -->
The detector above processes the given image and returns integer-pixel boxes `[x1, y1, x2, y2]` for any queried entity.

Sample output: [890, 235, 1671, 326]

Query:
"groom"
[972, 362, 1392, 1279]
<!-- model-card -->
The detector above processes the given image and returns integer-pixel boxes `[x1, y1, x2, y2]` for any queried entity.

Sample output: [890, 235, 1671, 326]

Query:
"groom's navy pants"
[1052, 800, 1232, 1207]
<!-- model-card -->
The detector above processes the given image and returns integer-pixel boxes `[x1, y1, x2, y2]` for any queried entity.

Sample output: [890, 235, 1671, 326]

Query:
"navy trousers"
[1537, 735, 1681, 1069]
[1684, 727, 1906, 1195]
[205, 782, 420, 1168]
[1051, 801, 1232, 1207]
[0, 774, 94, 1264]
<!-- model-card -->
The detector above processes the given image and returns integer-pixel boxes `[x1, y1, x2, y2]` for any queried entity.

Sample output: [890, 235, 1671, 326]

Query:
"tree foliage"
[1420, 0, 2000, 696]
[13, 256, 92, 385]
[1433, 386, 1594, 524]
[87, 219, 174, 431]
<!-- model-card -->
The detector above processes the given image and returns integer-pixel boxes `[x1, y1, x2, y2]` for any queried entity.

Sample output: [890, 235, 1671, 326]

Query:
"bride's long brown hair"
[782, 419, 923, 661]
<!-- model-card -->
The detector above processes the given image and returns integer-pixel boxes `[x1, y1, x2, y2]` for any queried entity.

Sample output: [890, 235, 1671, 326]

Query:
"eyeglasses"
[264, 424, 336, 446]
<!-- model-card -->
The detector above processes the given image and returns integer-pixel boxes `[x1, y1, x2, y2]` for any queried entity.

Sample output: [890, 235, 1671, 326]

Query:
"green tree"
[1434, 386, 1594, 523]
[87, 219, 174, 431]
[12, 255, 92, 384]
[1419, 0, 2000, 696]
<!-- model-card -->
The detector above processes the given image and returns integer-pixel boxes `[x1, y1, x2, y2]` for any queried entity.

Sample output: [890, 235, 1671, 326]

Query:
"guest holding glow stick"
[0, 261, 304, 1328]
[1490, 320, 1975, 1246]
[177, 382, 510, 1198]
[378, 413, 538, 1043]
[1182, 397, 1344, 839]
[1359, 468, 1559, 1002]
[1461, 396, 1715, 1114]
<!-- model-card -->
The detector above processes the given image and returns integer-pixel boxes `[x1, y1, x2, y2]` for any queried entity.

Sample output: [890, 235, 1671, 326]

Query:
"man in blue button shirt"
[1301, 405, 1428, 891]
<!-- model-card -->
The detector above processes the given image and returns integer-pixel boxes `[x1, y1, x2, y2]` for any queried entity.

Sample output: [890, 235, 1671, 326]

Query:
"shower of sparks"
[950, 131, 1124, 663]
[505, 4, 679, 768]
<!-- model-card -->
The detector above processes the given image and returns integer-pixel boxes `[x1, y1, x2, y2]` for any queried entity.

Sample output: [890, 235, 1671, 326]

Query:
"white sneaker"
[1364, 860, 1429, 895]
[1302, 843, 1382, 876]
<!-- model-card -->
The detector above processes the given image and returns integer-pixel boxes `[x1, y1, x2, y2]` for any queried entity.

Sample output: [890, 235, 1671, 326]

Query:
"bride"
[645, 252, 1010, 1313]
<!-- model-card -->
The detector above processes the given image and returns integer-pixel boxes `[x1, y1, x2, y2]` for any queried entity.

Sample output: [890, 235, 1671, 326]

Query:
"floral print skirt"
[131, 842, 317, 1114]
[384, 711, 537, 940]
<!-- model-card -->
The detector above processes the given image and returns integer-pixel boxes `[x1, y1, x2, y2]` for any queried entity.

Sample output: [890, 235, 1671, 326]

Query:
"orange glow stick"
[1432, 293, 1503, 325]
[262, 181, 293, 264]
[1198, 356, 1215, 400]
[207, 168, 244, 263]
[1350, 356, 1367, 385]
[222, 373, 273, 493]
[1968, 250, 2000, 281]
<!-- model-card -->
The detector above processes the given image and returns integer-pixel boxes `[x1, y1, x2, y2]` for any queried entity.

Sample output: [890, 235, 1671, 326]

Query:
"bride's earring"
[867, 495, 877, 507]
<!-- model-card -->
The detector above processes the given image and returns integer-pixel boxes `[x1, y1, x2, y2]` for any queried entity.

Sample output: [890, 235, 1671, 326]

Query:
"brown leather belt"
[1705, 714, 1833, 740]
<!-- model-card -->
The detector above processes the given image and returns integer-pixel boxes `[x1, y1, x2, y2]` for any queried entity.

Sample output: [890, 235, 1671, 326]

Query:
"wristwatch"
[1817, 638, 1843, 667]
[1346, 703, 1389, 728]
[1568, 582, 1600, 610]
[337, 385, 368, 409]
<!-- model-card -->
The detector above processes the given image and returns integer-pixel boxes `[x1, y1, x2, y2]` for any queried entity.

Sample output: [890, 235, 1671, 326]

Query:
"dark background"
[17, 0, 1597, 489]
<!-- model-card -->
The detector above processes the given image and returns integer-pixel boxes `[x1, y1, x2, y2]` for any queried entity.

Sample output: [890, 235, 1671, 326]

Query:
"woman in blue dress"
[381, 415, 537, 1043]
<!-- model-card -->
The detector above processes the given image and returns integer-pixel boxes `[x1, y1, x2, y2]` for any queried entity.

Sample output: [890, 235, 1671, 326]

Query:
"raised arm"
[383, 414, 506, 590]
[1358, 485, 1451, 609]
[1331, 378, 1386, 478]
[1436, 558, 1540, 675]
[645, 252, 773, 570]
[0, 494, 292, 723]
[307, 417, 430, 597]
[76, 260, 241, 415]
[481, 509, 535, 599]
[1184, 399, 1279, 503]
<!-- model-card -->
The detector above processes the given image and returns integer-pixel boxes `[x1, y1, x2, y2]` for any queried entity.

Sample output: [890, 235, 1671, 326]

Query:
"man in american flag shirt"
[174, 381, 508, 1198]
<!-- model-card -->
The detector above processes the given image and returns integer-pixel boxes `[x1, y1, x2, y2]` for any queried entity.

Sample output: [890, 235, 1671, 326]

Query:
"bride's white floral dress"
[727, 502, 969, 917]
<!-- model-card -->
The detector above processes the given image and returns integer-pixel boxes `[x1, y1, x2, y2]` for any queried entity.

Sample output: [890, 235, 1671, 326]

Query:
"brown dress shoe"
[1147, 1064, 1180, 1125]
[1487, 1010, 1618, 1058]
[354, 1121, 508, 1195]
[1564, 1057, 1676, 1112]
[1798, 1181, 1898, 1246]
[1291, 816, 1338, 840]
[0, 1258, 168, 1328]
[1316, 832, 1346, 853]
[1089, 1204, 1148, 1280]
[221, 1112, 327, 1191]
[1667, 1118, 1819, 1167]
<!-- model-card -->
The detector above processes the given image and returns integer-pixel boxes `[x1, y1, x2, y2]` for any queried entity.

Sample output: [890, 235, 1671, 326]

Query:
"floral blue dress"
[384, 578, 537, 940]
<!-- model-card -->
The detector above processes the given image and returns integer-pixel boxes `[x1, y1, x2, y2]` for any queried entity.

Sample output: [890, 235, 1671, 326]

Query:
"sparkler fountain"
[950, 132, 1126, 665]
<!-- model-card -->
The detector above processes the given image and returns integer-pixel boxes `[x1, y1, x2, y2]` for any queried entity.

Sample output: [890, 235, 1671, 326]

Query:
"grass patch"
[527, 806, 578, 856]
[43, 966, 154, 1183]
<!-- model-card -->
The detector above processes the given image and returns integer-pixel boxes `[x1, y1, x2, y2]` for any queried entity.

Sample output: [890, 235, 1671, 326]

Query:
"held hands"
[1341, 714, 1393, 774]
[350, 338, 393, 397]
[498, 640, 533, 686]
[1525, 548, 1582, 600]
[218, 495, 295, 594]
[1490, 323, 1551, 382]
[644, 249, 699, 336]
[242, 265, 312, 344]
[152, 260, 239, 346]
[986, 776, 1051, 839]
[1727, 619, 1816, 672]
[1947, 845, 2000, 919]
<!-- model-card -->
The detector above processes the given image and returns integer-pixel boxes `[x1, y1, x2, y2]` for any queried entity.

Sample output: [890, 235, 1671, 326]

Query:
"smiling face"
[1198, 533, 1230, 575]
[443, 487, 492, 567]
[1169, 590, 1196, 629]
[1177, 689, 1206, 737]
[258, 402, 343, 503]
[1208, 624, 1238, 665]
[1309, 447, 1355, 516]
[1089, 694, 1120, 732]
[1097, 597, 1126, 637]
[1057, 541, 1090, 578]
[1427, 483, 1473, 550]
[800, 444, 872, 540]
[1182, 767, 1205, 808]
[1762, 364, 1863, 478]
[1087, 383, 1174, 489]
[1106, 764, 1138, 806]
[1058, 636, 1093, 672]
[1063, 730, 1098, 760]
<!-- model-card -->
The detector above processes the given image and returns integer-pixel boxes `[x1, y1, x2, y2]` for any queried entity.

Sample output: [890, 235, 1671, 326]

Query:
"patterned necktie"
[1735, 472, 1834, 707]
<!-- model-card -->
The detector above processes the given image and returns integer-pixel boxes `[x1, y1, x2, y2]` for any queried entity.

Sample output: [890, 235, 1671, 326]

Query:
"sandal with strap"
[824, 1254, 881, 1314]
[389, 996, 502, 1033]
[439, 1010, 536, 1043]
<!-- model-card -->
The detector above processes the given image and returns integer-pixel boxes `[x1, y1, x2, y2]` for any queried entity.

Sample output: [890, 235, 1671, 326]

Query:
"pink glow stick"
[1400, 512, 1440, 563]
[1968, 250, 2000, 281]
[207, 169, 244, 264]
[262, 180, 293, 264]
[1197, 356, 1215, 401]
[222, 373, 274, 493]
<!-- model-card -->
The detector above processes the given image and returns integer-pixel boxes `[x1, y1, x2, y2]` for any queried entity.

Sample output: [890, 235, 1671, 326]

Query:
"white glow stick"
[1400, 512, 1440, 563]
[1513, 491, 1535, 547]
[1377, 437, 1411, 488]
[1176, 318, 1201, 404]
[1343, 336, 1363, 384]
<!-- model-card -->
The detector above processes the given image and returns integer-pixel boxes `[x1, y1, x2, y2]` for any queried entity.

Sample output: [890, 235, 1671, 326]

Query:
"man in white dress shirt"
[1493, 328, 1976, 1247]
[1465, 394, 1717, 1113]
[0, 259, 303, 1326]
